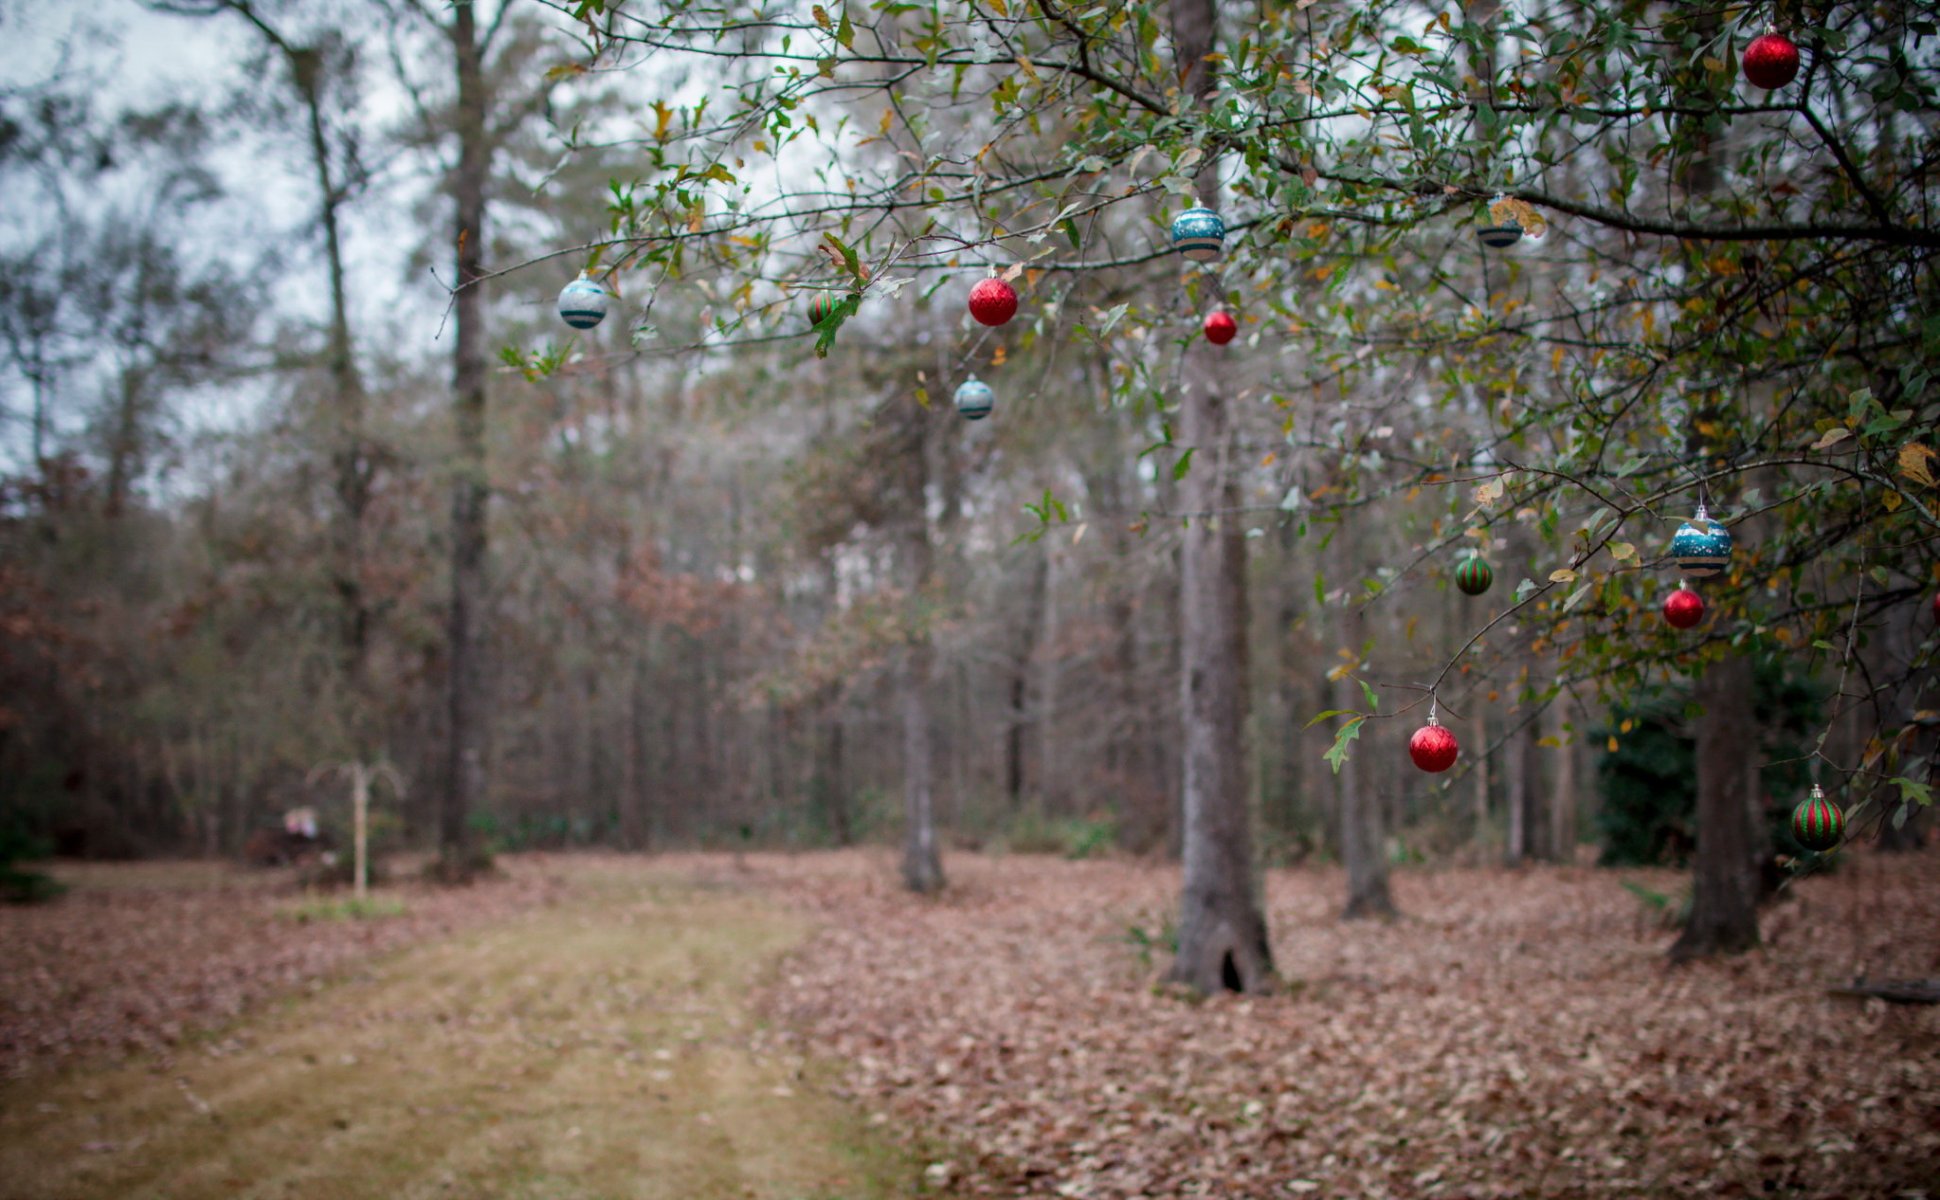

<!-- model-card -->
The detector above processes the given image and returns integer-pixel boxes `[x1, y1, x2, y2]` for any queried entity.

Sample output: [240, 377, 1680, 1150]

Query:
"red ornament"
[1203, 311, 1237, 345]
[1409, 722, 1460, 773]
[1663, 586, 1705, 629]
[968, 277, 1018, 327]
[1743, 31, 1800, 89]
[1931, 590, 1939, 623]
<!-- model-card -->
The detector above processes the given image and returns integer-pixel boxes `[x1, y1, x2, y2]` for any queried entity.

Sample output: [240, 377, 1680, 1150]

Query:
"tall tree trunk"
[1006, 553, 1048, 811]
[1166, 0, 1272, 993]
[1548, 698, 1577, 861]
[897, 405, 944, 893]
[1338, 684, 1395, 920]
[1671, 655, 1761, 960]
[620, 653, 648, 850]
[1504, 714, 1529, 865]
[439, 0, 490, 878]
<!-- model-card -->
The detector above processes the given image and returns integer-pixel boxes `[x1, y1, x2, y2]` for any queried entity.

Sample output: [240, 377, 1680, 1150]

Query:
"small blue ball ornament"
[954, 377, 994, 421]
[1670, 504, 1733, 578]
[558, 272, 610, 330]
[1169, 206, 1225, 262]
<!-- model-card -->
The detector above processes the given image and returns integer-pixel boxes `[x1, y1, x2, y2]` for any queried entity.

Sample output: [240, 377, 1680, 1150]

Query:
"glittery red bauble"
[1409, 723, 1459, 773]
[1743, 32, 1800, 89]
[1663, 587, 1705, 629]
[1203, 311, 1237, 345]
[968, 277, 1018, 327]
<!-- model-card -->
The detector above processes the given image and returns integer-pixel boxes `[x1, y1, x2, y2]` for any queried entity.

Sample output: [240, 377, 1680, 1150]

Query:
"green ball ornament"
[1454, 555, 1493, 596]
[1790, 785, 1845, 853]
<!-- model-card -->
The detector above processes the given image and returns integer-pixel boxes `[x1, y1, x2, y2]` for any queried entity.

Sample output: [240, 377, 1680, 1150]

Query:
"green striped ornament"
[1790, 785, 1845, 853]
[1455, 556, 1493, 596]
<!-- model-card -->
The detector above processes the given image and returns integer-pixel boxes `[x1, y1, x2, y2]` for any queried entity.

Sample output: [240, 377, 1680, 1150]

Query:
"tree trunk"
[1006, 553, 1048, 811]
[1338, 691, 1395, 919]
[1669, 655, 1762, 961]
[620, 653, 648, 850]
[897, 404, 944, 894]
[1549, 698, 1577, 861]
[1504, 714, 1529, 865]
[438, 1, 490, 878]
[1165, 0, 1272, 994]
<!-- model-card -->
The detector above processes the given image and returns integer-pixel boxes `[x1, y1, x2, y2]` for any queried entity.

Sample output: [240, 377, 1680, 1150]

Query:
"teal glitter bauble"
[1670, 507, 1733, 578]
[1169, 206, 1225, 262]
[954, 378, 994, 421]
[557, 274, 609, 330]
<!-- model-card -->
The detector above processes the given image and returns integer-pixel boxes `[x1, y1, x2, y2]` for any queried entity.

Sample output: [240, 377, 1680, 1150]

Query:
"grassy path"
[0, 866, 920, 1200]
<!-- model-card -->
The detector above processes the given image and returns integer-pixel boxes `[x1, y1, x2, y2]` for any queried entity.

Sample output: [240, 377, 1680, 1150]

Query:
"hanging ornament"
[1454, 555, 1493, 597]
[1670, 503, 1733, 578]
[808, 293, 838, 325]
[1477, 223, 1523, 249]
[1663, 583, 1705, 629]
[557, 272, 610, 330]
[1409, 716, 1460, 773]
[1203, 311, 1237, 345]
[1170, 205, 1226, 262]
[1743, 29, 1801, 89]
[1790, 784, 1845, 852]
[968, 277, 1018, 327]
[954, 377, 994, 421]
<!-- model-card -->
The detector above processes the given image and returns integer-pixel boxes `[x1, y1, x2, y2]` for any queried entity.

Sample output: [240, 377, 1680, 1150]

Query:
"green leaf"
[1324, 717, 1365, 774]
[1172, 446, 1195, 481]
[1359, 678, 1380, 712]
[1304, 708, 1354, 729]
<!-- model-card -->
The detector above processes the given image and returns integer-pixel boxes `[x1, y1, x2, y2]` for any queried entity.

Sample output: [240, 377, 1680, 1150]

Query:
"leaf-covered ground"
[760, 850, 1940, 1198]
[5, 851, 1936, 1196]
[0, 861, 923, 1199]
[0, 858, 567, 1080]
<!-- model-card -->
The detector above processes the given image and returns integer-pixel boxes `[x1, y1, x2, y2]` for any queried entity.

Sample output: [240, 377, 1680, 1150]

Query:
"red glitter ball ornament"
[1409, 721, 1460, 773]
[967, 277, 1018, 327]
[1743, 31, 1800, 89]
[1663, 586, 1705, 629]
[1203, 311, 1237, 345]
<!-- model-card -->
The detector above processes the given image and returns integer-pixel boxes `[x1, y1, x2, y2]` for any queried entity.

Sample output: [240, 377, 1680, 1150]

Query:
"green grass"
[0, 867, 929, 1199]
[277, 894, 408, 922]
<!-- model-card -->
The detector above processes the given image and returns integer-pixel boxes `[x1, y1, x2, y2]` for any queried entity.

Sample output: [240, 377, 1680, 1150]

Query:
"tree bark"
[1338, 694, 1395, 919]
[1165, 0, 1273, 994]
[438, 0, 490, 878]
[1549, 698, 1577, 862]
[1669, 655, 1762, 961]
[897, 404, 944, 894]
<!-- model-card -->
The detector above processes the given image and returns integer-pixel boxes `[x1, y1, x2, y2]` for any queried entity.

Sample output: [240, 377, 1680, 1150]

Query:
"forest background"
[1, 0, 1935, 974]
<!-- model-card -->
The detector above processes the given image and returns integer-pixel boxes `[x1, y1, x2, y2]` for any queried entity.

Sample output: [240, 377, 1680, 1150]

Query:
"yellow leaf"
[1609, 542, 1636, 562]
[988, 0, 1007, 14]
[1549, 568, 1578, 583]
[1810, 426, 1852, 451]
[812, 4, 831, 29]
[879, 108, 894, 135]
[1898, 442, 1936, 487]
[1607, 735, 1619, 753]
[1884, 489, 1903, 511]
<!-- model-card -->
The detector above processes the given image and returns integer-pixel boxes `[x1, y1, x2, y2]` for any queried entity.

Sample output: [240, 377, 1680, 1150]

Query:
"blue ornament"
[1478, 223, 1523, 248]
[1670, 504, 1733, 578]
[1169, 206, 1225, 262]
[954, 377, 994, 421]
[558, 273, 609, 329]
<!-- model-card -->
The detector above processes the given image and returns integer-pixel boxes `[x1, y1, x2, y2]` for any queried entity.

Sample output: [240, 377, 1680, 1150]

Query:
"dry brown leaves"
[0, 858, 567, 1081]
[757, 850, 1940, 1198]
